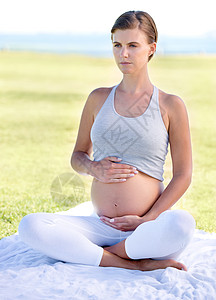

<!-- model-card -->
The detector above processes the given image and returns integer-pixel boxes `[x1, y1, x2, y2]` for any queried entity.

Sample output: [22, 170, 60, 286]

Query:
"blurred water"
[0, 32, 215, 56]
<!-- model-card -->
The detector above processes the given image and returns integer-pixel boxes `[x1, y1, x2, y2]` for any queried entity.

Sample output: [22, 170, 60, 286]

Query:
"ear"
[149, 42, 157, 56]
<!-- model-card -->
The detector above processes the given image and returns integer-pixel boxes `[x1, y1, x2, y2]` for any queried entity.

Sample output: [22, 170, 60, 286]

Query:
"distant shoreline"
[1, 50, 216, 60]
[0, 33, 215, 56]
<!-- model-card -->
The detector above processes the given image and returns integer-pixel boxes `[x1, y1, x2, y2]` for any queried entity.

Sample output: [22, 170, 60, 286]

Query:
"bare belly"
[91, 171, 164, 218]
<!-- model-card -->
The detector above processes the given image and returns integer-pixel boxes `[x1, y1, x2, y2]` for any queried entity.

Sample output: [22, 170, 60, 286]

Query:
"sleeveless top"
[90, 84, 169, 182]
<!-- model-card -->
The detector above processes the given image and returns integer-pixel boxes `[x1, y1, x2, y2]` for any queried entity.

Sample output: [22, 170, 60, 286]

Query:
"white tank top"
[90, 84, 169, 181]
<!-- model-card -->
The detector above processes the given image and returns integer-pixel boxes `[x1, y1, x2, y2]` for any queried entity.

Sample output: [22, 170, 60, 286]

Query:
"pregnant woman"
[19, 11, 196, 272]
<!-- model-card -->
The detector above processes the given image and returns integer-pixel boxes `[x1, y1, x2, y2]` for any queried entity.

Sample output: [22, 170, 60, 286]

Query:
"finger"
[109, 219, 128, 229]
[109, 217, 124, 223]
[109, 178, 127, 183]
[113, 168, 138, 174]
[106, 156, 122, 162]
[100, 217, 124, 228]
[100, 216, 116, 224]
[100, 216, 111, 222]
[100, 216, 123, 226]
[101, 219, 119, 229]
[112, 164, 137, 171]
[111, 173, 136, 180]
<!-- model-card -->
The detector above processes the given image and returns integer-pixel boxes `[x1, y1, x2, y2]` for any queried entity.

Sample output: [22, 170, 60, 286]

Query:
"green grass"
[0, 51, 215, 239]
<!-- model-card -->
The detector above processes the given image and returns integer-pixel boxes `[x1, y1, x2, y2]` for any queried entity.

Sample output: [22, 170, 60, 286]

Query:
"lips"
[120, 62, 131, 65]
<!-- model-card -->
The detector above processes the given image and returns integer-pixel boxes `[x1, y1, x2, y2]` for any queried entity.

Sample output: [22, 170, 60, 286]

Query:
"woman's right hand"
[89, 156, 138, 183]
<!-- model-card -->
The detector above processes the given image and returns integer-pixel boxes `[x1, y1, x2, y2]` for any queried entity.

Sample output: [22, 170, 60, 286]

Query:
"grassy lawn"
[0, 51, 215, 239]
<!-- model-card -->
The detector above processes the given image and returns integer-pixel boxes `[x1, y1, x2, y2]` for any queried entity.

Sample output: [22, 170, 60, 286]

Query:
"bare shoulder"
[158, 88, 189, 132]
[88, 86, 113, 102]
[158, 88, 188, 118]
[87, 86, 113, 119]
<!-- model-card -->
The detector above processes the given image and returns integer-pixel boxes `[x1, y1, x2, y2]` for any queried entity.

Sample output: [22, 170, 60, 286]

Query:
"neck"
[119, 69, 153, 94]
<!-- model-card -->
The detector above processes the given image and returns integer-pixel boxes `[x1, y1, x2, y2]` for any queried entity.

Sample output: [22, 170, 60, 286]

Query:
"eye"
[113, 44, 121, 48]
[129, 44, 137, 48]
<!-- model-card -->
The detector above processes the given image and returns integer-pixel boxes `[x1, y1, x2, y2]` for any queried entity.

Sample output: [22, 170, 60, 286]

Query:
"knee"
[18, 213, 44, 245]
[164, 210, 196, 245]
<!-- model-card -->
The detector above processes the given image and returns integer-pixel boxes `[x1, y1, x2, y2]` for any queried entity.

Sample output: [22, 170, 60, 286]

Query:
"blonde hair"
[111, 11, 158, 61]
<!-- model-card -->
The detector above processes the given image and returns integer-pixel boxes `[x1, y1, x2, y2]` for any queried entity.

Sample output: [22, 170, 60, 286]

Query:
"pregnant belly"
[91, 171, 164, 218]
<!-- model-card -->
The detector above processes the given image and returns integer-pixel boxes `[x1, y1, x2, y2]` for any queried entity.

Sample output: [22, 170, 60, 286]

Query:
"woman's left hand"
[99, 215, 144, 231]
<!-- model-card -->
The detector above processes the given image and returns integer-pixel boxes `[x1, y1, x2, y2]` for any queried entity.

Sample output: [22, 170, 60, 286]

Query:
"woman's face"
[112, 27, 156, 75]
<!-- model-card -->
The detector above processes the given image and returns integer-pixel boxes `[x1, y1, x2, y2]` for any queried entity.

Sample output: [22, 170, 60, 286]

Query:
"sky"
[0, 0, 215, 37]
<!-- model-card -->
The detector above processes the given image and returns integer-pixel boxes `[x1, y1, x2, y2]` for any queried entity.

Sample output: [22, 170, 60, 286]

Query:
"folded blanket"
[0, 202, 216, 300]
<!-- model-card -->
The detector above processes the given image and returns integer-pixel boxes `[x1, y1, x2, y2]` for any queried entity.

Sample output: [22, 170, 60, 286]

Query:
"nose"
[120, 46, 128, 58]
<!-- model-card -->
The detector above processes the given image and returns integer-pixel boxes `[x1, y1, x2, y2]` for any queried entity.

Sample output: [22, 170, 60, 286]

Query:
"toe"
[169, 259, 187, 271]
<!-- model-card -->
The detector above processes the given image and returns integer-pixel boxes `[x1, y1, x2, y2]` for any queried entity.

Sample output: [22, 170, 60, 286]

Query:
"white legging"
[18, 209, 196, 266]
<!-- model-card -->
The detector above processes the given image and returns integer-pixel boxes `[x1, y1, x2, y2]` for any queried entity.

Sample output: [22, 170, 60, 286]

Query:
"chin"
[118, 67, 134, 74]
[121, 71, 136, 75]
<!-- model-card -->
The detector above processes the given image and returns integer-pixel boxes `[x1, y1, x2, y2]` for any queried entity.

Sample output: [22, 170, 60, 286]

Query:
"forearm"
[143, 174, 192, 221]
[71, 151, 94, 176]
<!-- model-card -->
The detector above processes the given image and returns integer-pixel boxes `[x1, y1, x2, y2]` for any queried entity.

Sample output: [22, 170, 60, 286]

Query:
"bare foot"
[137, 258, 187, 272]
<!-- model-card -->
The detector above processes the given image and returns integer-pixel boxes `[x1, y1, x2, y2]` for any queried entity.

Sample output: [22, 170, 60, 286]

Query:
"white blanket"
[0, 201, 216, 300]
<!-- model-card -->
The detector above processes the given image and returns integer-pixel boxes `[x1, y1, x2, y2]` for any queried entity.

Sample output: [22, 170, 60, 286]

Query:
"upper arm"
[167, 95, 192, 179]
[72, 90, 96, 157]
[71, 88, 110, 157]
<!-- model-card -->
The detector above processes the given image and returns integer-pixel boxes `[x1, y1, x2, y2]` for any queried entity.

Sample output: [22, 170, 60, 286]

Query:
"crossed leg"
[101, 240, 187, 271]
[18, 209, 195, 272]
[101, 209, 196, 271]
